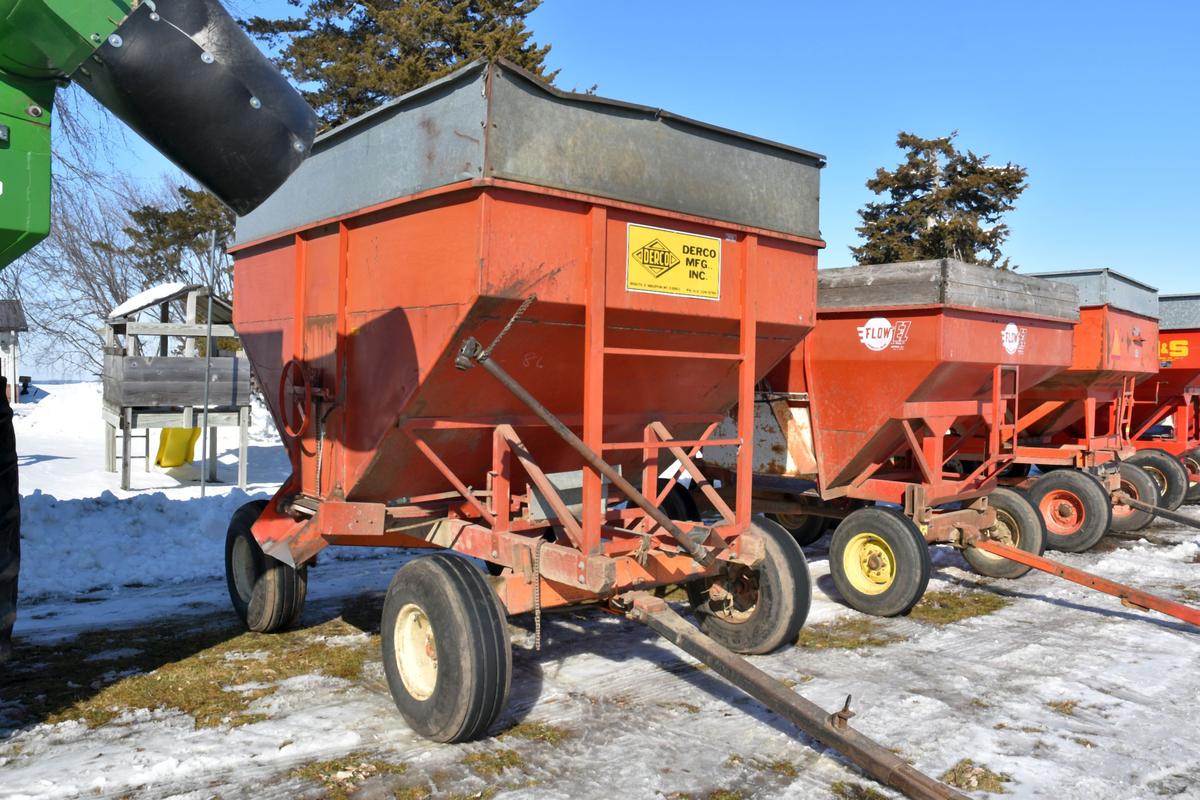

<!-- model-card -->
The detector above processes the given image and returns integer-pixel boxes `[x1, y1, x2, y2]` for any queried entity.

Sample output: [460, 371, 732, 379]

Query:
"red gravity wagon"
[228, 59, 836, 741]
[1121, 293, 1200, 504]
[704, 259, 1077, 616]
[983, 269, 1177, 552]
[226, 64, 979, 798]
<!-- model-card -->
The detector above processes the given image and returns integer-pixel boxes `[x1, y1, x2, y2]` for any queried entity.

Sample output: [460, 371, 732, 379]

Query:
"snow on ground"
[3, 382, 1200, 799]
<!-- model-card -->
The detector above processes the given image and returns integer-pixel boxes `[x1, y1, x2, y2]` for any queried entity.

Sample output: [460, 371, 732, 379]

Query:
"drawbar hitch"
[622, 593, 969, 800]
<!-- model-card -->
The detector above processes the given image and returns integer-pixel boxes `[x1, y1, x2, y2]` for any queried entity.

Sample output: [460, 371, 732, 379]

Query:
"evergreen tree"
[851, 132, 1028, 268]
[245, 0, 556, 126]
[120, 187, 236, 293]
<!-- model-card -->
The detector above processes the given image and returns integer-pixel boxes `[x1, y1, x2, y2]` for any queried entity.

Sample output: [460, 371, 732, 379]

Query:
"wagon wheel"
[770, 512, 830, 547]
[1184, 448, 1200, 504]
[685, 517, 811, 655]
[964, 487, 1045, 579]
[1109, 463, 1160, 533]
[225, 500, 308, 632]
[1025, 469, 1111, 552]
[828, 508, 930, 617]
[278, 358, 313, 441]
[381, 554, 512, 742]
[1127, 449, 1189, 511]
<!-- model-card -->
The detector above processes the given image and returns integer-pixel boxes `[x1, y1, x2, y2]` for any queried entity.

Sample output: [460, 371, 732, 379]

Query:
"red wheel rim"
[1111, 478, 1138, 519]
[278, 358, 312, 441]
[1039, 489, 1085, 536]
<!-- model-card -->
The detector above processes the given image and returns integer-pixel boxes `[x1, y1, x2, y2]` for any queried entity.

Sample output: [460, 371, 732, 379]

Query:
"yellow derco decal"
[626, 223, 721, 300]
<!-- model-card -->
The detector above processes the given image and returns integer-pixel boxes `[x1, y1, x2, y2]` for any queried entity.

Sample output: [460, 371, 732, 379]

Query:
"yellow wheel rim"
[842, 532, 896, 595]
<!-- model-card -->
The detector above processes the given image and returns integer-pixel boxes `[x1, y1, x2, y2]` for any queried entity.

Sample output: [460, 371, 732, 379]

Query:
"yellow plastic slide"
[155, 427, 201, 468]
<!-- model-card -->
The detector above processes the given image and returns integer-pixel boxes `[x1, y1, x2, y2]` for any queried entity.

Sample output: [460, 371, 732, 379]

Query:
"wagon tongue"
[623, 594, 969, 800]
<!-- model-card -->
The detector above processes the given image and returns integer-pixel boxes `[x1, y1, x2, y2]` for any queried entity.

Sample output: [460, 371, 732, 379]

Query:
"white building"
[0, 300, 27, 404]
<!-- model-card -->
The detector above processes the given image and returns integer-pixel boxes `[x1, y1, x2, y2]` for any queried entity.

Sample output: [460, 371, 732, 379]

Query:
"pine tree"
[245, 0, 557, 127]
[120, 187, 236, 292]
[851, 132, 1028, 268]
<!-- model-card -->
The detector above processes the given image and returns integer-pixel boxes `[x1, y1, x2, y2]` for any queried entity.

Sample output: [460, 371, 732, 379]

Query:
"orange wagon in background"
[970, 269, 1174, 552]
[704, 259, 1076, 616]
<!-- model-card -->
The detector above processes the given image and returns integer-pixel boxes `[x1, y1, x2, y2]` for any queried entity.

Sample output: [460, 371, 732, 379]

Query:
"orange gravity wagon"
[224, 60, 853, 749]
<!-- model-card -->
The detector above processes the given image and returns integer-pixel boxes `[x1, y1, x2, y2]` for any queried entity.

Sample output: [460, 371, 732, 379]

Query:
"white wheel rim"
[394, 603, 438, 701]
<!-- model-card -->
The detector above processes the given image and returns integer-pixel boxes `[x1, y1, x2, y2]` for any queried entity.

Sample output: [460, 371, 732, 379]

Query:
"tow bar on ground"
[971, 540, 1200, 627]
[624, 593, 969, 800]
[1113, 492, 1200, 531]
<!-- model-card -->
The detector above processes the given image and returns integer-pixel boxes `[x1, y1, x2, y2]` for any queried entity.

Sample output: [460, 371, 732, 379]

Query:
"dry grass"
[500, 720, 573, 745]
[1047, 699, 1079, 716]
[908, 590, 1011, 625]
[831, 781, 888, 800]
[763, 759, 797, 778]
[939, 758, 1012, 793]
[797, 618, 904, 650]
[462, 748, 525, 778]
[290, 752, 408, 800]
[0, 607, 377, 731]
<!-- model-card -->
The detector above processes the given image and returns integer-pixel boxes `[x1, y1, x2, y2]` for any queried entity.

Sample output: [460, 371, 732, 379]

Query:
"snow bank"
[19, 489, 261, 600]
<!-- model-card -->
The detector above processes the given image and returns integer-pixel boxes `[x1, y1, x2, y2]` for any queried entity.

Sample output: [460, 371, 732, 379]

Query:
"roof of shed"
[107, 283, 233, 323]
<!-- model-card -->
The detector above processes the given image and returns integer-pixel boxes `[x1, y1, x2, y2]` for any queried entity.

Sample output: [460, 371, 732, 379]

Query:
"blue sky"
[110, 0, 1199, 291]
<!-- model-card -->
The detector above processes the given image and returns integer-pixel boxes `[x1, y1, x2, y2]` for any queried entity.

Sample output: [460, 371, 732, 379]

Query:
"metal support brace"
[456, 335, 717, 567]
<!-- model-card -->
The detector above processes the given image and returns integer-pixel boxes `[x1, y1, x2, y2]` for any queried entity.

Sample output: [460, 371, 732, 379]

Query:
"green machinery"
[0, 0, 317, 658]
[1, 0, 318, 267]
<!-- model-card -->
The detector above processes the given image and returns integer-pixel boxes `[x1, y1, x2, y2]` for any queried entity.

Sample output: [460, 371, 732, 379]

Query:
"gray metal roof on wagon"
[1028, 269, 1158, 319]
[236, 59, 826, 246]
[816, 259, 1080, 321]
[1157, 294, 1200, 330]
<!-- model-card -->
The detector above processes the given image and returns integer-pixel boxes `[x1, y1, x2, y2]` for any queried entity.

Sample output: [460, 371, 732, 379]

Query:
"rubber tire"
[0, 378, 18, 663]
[659, 479, 702, 522]
[1127, 449, 1188, 511]
[1109, 462, 1161, 532]
[770, 512, 830, 547]
[1184, 448, 1200, 504]
[1025, 469, 1112, 553]
[686, 517, 811, 654]
[1001, 462, 1031, 479]
[381, 554, 512, 743]
[964, 487, 1045, 578]
[225, 500, 308, 632]
[829, 508, 931, 617]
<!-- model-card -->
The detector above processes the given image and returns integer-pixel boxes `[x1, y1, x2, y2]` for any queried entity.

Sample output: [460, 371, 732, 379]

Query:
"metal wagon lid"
[816, 258, 1080, 322]
[1028, 268, 1159, 319]
[1157, 294, 1200, 330]
[236, 59, 826, 246]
